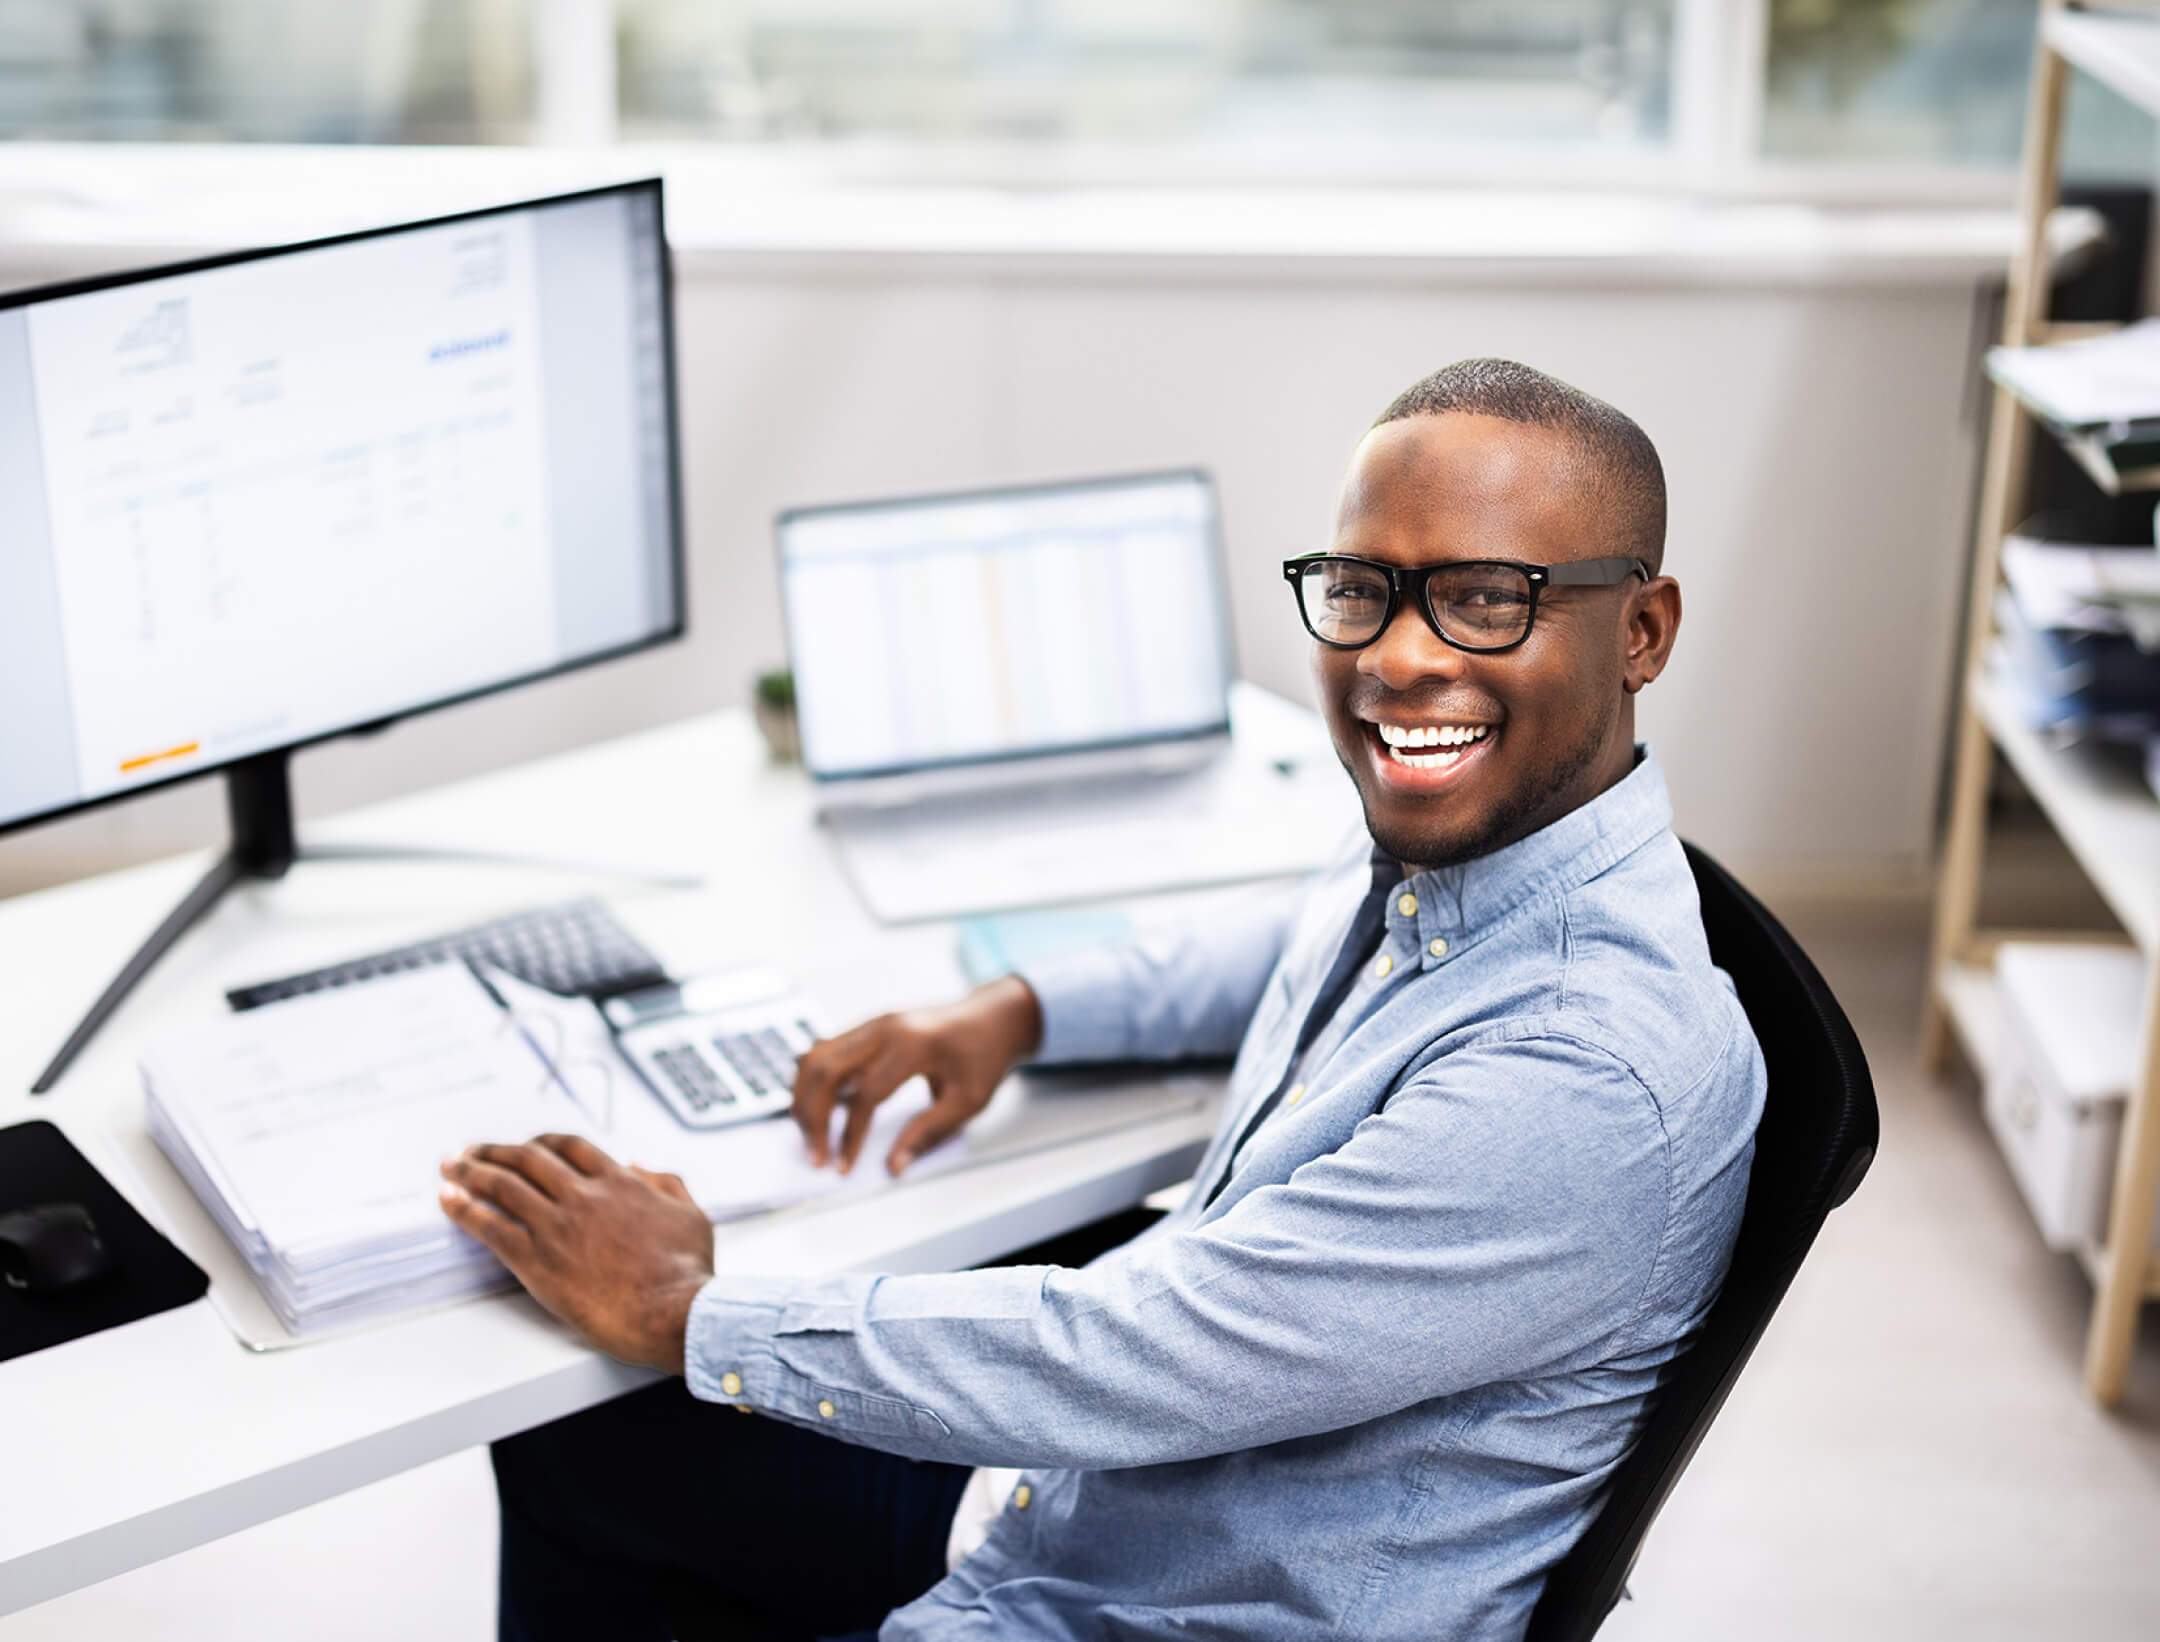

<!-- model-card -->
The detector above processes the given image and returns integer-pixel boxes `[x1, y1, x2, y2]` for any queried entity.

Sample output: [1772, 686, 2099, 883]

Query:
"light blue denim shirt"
[686, 751, 1764, 1641]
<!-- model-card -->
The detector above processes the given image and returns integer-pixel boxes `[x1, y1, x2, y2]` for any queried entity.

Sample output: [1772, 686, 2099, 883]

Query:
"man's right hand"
[791, 974, 1044, 1177]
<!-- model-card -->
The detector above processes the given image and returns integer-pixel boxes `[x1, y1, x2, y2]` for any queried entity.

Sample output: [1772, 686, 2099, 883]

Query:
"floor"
[9, 899, 2160, 1640]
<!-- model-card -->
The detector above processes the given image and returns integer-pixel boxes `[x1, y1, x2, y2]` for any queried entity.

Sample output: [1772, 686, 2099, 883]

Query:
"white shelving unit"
[1923, 1, 2160, 1405]
[2049, 5, 2160, 113]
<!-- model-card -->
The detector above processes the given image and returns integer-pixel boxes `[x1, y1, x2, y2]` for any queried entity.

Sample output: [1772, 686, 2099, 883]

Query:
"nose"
[1356, 600, 1465, 693]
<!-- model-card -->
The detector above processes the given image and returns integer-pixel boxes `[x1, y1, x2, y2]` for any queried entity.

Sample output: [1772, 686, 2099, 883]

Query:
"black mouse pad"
[0, 1119, 208, 1364]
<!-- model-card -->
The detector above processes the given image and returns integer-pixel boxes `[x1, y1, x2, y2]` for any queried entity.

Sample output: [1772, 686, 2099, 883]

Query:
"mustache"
[1347, 687, 1503, 722]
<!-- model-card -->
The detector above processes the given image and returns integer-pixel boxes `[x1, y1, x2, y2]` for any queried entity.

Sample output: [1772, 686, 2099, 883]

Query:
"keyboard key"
[226, 898, 666, 1012]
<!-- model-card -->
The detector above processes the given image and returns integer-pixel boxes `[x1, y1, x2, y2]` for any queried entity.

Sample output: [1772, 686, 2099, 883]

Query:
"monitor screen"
[778, 470, 1234, 781]
[0, 181, 682, 835]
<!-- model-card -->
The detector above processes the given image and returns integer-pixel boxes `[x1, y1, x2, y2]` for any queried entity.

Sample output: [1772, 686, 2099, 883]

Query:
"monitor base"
[29, 751, 700, 1094]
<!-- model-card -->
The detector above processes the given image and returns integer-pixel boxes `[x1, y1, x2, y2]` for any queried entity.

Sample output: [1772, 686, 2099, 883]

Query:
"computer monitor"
[3, 179, 685, 1089]
[777, 471, 1234, 784]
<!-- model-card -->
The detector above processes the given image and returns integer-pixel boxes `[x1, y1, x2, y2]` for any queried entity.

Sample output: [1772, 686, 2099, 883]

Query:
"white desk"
[0, 687, 1346, 1616]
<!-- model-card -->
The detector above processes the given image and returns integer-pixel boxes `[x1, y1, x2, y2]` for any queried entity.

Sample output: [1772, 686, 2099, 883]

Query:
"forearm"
[1022, 890, 1299, 1065]
[683, 1048, 1673, 1470]
[683, 1263, 1322, 1470]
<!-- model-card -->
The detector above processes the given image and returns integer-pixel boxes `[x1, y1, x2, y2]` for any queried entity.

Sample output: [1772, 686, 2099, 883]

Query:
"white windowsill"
[0, 142, 2075, 288]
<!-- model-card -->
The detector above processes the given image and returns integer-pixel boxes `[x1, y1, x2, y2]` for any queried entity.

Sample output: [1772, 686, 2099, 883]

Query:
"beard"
[1349, 693, 1618, 873]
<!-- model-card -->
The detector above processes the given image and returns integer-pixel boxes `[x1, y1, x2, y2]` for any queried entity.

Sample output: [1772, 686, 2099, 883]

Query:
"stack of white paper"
[142, 966, 564, 1332]
[139, 963, 950, 1336]
[143, 962, 1209, 1339]
[1987, 320, 2160, 428]
[2002, 533, 2160, 643]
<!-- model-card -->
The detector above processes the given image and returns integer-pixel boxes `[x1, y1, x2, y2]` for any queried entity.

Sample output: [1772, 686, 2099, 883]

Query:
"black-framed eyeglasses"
[1281, 553, 1649, 654]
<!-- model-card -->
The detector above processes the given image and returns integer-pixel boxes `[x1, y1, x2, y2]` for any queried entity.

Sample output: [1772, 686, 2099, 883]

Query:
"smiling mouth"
[1371, 720, 1494, 771]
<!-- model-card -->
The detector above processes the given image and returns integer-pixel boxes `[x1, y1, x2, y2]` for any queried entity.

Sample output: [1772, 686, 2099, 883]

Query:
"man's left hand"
[438, 1134, 714, 1375]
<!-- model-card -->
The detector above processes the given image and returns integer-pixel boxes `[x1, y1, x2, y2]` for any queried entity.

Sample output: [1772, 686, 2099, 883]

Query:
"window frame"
[7, 0, 2078, 207]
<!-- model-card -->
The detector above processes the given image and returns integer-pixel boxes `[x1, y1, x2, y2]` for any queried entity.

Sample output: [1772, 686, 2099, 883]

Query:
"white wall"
[0, 243, 1982, 898]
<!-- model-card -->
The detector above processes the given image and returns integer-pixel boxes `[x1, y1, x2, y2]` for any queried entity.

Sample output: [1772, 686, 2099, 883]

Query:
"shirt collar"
[1372, 747, 1673, 967]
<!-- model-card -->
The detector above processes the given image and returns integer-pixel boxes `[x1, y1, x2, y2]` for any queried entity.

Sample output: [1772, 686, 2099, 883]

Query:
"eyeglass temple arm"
[1543, 556, 1650, 586]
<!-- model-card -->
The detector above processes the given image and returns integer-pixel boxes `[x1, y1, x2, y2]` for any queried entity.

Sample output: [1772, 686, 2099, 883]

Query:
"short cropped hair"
[1375, 358, 1667, 572]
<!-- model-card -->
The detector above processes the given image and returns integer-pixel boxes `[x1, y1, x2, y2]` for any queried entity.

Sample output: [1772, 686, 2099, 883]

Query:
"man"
[441, 358, 1766, 1642]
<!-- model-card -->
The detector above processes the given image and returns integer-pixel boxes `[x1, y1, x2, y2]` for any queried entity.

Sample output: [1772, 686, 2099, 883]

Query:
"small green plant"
[755, 669, 795, 710]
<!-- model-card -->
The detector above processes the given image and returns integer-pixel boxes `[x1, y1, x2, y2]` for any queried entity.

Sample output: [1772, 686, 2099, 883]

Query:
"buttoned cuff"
[1017, 945, 1140, 1064]
[684, 1275, 952, 1445]
[684, 1274, 794, 1407]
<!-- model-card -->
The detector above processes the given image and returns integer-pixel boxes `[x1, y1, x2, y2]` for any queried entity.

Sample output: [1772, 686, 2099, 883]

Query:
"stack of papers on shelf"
[1987, 322, 2160, 490]
[1991, 532, 2160, 794]
[2000, 532, 2160, 640]
[1988, 320, 2160, 427]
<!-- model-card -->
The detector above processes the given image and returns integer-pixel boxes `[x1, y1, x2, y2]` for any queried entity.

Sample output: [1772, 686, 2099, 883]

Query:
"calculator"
[602, 976, 823, 1131]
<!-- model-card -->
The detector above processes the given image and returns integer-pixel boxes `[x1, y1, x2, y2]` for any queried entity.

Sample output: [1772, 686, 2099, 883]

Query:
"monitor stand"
[30, 749, 701, 1095]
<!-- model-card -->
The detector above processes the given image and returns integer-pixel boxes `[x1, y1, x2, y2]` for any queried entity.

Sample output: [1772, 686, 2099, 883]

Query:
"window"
[0, 0, 2150, 191]
[1761, 0, 2152, 179]
[0, 0, 529, 143]
[617, 0, 1677, 159]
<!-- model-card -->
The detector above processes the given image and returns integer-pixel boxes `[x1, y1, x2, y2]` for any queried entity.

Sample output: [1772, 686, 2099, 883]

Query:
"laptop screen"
[778, 471, 1235, 781]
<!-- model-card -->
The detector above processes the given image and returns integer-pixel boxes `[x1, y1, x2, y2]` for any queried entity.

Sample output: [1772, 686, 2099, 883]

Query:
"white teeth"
[1374, 723, 1490, 752]
[1388, 744, 1462, 769]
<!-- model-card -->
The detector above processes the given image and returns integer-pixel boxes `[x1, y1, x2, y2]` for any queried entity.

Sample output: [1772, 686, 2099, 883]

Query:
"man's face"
[1313, 412, 1669, 874]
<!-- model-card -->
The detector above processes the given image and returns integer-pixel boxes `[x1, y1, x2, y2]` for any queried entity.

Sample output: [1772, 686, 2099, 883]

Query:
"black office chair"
[1522, 842, 1879, 1642]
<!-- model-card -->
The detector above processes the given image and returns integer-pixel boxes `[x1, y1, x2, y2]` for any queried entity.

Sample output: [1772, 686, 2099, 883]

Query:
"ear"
[1620, 576, 1680, 695]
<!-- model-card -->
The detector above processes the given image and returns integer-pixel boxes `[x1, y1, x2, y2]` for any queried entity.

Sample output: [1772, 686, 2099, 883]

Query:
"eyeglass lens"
[1296, 559, 1536, 648]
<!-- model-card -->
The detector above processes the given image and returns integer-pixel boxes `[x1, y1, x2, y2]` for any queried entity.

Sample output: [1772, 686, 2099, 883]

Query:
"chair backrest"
[1521, 842, 1879, 1642]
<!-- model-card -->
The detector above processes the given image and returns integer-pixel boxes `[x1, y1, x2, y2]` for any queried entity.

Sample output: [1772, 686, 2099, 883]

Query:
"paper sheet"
[1988, 319, 2160, 427]
[137, 962, 1212, 1346]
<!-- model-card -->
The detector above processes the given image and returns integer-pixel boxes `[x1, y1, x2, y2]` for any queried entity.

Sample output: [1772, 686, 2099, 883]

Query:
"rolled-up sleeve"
[685, 1034, 1677, 1470]
[1020, 890, 1299, 1065]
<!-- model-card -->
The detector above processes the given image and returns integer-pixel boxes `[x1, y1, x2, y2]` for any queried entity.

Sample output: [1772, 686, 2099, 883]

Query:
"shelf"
[2047, 7, 2160, 122]
[1935, 959, 2160, 1297]
[2058, 425, 2160, 494]
[1973, 672, 2160, 955]
[2073, 1239, 2160, 1296]
[1939, 959, 2007, 1074]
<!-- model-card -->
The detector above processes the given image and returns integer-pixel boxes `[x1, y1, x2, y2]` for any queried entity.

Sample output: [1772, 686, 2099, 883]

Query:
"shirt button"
[1373, 953, 1393, 979]
[1396, 891, 1418, 918]
[1013, 1484, 1032, 1510]
[818, 1399, 837, 1419]
[1429, 937, 1448, 959]
[1287, 1083, 1307, 1107]
[719, 1372, 742, 1396]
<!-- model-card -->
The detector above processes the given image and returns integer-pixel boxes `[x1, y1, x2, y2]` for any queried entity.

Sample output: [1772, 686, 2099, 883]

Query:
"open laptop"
[778, 470, 1355, 922]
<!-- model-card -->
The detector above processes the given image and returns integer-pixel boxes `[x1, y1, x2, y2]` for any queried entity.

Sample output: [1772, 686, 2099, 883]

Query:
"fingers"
[792, 1022, 888, 1167]
[887, 1086, 985, 1176]
[439, 1180, 534, 1262]
[832, 1041, 926, 1172]
[630, 1166, 696, 1207]
[534, 1133, 618, 1176]
[463, 1140, 581, 1200]
[440, 1153, 557, 1235]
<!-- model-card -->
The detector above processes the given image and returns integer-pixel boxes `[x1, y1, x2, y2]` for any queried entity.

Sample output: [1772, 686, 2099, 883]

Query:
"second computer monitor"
[777, 470, 1235, 781]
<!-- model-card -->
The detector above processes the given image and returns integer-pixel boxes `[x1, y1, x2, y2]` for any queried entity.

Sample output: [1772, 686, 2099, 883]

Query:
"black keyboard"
[225, 897, 669, 1012]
